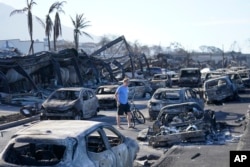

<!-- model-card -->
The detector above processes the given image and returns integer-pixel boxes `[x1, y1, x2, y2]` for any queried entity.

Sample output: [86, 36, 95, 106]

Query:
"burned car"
[150, 73, 172, 92]
[138, 102, 216, 147]
[40, 87, 100, 120]
[0, 120, 139, 167]
[147, 87, 204, 120]
[96, 84, 119, 109]
[203, 76, 238, 103]
[226, 71, 245, 92]
[238, 69, 250, 88]
[120, 79, 153, 99]
[178, 67, 202, 87]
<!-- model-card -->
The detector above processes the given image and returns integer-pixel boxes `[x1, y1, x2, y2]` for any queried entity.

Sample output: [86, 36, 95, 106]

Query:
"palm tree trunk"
[53, 27, 57, 51]
[47, 36, 51, 51]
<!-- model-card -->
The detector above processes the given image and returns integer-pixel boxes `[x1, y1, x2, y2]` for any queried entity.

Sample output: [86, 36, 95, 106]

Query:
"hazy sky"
[1, 0, 250, 53]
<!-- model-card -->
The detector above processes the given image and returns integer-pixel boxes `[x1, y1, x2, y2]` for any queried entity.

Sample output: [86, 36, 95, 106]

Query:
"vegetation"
[70, 13, 92, 51]
[7, 1, 243, 57]
[52, 1, 66, 51]
[10, 0, 37, 54]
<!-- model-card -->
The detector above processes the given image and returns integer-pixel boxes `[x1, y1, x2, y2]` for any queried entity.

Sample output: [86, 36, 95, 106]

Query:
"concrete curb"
[0, 115, 40, 130]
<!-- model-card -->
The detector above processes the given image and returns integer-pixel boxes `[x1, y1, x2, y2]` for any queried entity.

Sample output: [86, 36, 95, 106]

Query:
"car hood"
[42, 99, 76, 110]
[149, 97, 181, 105]
[96, 94, 115, 100]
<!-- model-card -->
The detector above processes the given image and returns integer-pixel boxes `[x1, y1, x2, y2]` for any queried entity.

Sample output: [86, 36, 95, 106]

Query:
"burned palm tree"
[53, 1, 66, 51]
[44, 2, 60, 51]
[10, 0, 37, 54]
[70, 13, 92, 51]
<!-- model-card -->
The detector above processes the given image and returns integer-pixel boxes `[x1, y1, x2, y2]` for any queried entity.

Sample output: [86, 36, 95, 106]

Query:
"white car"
[0, 120, 139, 167]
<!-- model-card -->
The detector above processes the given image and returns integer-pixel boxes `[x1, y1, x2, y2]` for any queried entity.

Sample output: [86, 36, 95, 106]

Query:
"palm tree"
[44, 2, 60, 51]
[10, 0, 37, 54]
[53, 1, 66, 51]
[70, 13, 92, 51]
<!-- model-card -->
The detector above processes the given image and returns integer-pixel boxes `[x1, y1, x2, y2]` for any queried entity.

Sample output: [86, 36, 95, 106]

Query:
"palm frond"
[10, 8, 27, 16]
[36, 16, 45, 29]
[48, 2, 58, 13]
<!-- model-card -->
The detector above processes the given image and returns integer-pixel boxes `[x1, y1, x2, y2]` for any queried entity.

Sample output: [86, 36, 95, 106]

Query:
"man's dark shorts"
[117, 103, 131, 115]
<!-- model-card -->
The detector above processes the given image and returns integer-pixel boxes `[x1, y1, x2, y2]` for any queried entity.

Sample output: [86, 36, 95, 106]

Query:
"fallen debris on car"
[138, 102, 217, 147]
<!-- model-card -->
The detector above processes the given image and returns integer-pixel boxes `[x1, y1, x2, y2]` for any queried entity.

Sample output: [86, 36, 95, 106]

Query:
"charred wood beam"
[112, 60, 125, 79]
[89, 35, 135, 78]
[123, 39, 135, 78]
[50, 58, 63, 86]
[141, 53, 150, 72]
[71, 57, 83, 85]
[0, 71, 10, 93]
[89, 36, 125, 57]
[13, 64, 38, 91]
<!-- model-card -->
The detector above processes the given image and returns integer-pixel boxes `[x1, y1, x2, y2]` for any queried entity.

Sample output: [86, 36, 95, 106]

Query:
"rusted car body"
[147, 87, 204, 120]
[40, 87, 100, 120]
[96, 85, 119, 109]
[178, 68, 202, 87]
[150, 74, 172, 92]
[0, 120, 139, 167]
[203, 76, 238, 103]
[138, 102, 216, 147]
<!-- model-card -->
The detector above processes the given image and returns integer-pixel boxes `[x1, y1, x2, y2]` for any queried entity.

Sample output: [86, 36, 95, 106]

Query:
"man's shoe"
[128, 125, 134, 128]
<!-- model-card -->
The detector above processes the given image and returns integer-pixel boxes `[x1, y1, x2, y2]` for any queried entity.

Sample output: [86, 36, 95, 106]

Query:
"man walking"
[115, 78, 132, 129]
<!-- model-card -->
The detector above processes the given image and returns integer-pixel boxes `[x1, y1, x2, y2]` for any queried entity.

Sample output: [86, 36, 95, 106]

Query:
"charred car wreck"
[138, 102, 216, 147]
[0, 120, 139, 167]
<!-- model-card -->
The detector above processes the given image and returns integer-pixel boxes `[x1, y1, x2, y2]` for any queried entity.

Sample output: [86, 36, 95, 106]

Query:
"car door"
[185, 89, 204, 108]
[81, 90, 92, 118]
[87, 90, 99, 116]
[86, 129, 117, 167]
[101, 127, 131, 167]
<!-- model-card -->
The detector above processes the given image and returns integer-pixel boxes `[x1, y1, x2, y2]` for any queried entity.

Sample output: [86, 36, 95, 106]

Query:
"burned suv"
[150, 73, 172, 92]
[203, 76, 238, 103]
[40, 87, 100, 120]
[179, 68, 202, 87]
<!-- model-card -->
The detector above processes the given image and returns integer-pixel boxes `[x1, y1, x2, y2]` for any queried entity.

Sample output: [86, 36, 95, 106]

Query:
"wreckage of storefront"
[0, 36, 151, 104]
